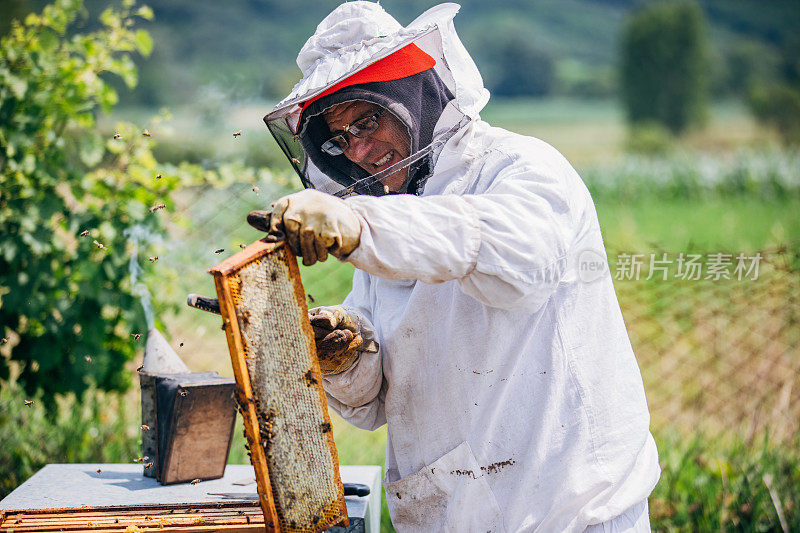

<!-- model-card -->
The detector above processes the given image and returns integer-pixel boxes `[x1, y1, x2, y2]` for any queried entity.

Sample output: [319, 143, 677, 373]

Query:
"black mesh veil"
[265, 68, 453, 197]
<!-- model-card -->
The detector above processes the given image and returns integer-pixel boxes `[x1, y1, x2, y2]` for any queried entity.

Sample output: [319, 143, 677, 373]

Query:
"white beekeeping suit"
[264, 3, 660, 531]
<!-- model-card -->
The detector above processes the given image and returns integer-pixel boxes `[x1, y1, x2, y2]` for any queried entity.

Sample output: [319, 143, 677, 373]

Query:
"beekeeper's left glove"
[267, 189, 361, 266]
[309, 306, 363, 375]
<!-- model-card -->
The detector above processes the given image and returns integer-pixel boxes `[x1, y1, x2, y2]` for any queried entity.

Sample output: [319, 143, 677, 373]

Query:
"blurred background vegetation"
[1, 0, 799, 531]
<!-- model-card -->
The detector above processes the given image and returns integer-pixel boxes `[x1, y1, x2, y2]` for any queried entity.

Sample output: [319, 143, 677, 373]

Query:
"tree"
[489, 36, 555, 98]
[0, 0, 181, 397]
[620, 1, 709, 134]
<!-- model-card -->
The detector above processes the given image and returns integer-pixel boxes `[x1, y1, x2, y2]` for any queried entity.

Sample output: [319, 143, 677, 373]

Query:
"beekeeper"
[259, 2, 660, 531]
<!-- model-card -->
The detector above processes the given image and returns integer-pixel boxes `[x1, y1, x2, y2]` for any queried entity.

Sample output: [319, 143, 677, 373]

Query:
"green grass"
[597, 196, 800, 251]
[651, 432, 800, 531]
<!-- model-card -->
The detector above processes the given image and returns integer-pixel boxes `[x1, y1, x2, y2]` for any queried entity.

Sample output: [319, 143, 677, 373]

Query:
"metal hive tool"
[209, 239, 348, 532]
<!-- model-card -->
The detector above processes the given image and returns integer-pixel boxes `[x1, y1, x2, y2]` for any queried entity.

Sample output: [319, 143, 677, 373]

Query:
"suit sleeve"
[343, 152, 575, 313]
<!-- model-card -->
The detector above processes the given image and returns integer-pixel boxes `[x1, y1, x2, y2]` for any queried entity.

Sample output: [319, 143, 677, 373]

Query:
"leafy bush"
[625, 122, 675, 156]
[0, 0, 185, 397]
[620, 1, 709, 134]
[749, 83, 800, 145]
[0, 374, 140, 498]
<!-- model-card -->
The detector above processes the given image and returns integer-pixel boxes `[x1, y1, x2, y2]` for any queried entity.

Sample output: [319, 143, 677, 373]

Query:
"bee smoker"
[139, 328, 237, 484]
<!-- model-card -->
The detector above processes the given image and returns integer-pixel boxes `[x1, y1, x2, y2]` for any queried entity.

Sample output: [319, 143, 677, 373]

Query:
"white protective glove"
[309, 306, 365, 375]
[268, 189, 361, 266]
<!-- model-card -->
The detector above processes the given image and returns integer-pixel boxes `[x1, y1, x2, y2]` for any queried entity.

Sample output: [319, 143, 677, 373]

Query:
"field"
[3, 98, 798, 531]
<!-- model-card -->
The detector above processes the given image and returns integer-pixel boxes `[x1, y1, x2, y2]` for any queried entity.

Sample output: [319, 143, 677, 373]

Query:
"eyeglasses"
[321, 109, 383, 156]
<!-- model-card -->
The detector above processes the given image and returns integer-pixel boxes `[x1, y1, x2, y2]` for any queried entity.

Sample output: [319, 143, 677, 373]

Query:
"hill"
[2, 0, 797, 104]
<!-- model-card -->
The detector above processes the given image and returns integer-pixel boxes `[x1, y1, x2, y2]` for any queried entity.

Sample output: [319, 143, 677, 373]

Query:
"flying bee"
[24, 400, 34, 407]
[96, 469, 102, 474]
[307, 293, 315, 304]
[142, 129, 151, 137]
[137, 364, 144, 372]
[85, 355, 92, 363]
[155, 173, 162, 180]
[291, 157, 300, 165]
[143, 462, 153, 469]
[233, 130, 242, 138]
[141, 424, 150, 431]
[190, 478, 201, 485]
[80, 230, 90, 237]
[179, 389, 187, 397]
[1, 337, 8, 344]
[148, 256, 158, 262]
[92, 240, 105, 249]
[113, 133, 122, 140]
[149, 204, 166, 213]
[239, 244, 246, 249]
[179, 342, 184, 347]
[252, 186, 259, 193]
[214, 248, 224, 254]
[132, 333, 141, 340]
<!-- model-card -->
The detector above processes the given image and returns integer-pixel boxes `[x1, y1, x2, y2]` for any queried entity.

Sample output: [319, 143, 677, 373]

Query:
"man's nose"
[344, 135, 374, 162]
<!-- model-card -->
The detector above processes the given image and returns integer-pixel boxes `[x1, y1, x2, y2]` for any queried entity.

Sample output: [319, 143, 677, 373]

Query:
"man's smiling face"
[323, 100, 411, 191]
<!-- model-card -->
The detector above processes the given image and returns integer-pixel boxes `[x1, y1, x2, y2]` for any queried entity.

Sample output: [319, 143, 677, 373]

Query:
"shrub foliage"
[0, 0, 178, 397]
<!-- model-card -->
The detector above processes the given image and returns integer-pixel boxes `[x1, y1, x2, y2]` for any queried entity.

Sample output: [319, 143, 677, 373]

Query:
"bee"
[132, 333, 141, 340]
[252, 186, 259, 193]
[80, 230, 90, 237]
[92, 240, 105, 249]
[179, 342, 184, 347]
[148, 256, 158, 262]
[179, 389, 188, 397]
[190, 478, 201, 485]
[24, 399, 34, 407]
[143, 462, 153, 469]
[149, 204, 166, 213]
[307, 294, 315, 304]
[233, 130, 242, 138]
[113, 133, 122, 140]
[1, 337, 8, 344]
[142, 129, 151, 137]
[214, 248, 224, 254]
[141, 424, 150, 431]
[155, 173, 162, 180]
[239, 244, 246, 249]
[96, 469, 102, 474]
[84, 355, 92, 363]
[384, 185, 390, 194]
[291, 157, 300, 165]
[137, 364, 144, 372]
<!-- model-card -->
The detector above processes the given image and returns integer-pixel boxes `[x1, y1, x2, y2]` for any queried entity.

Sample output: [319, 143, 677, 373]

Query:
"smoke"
[124, 225, 160, 331]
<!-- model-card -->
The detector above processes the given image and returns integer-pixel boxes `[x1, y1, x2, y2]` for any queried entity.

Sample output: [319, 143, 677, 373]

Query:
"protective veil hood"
[264, 2, 489, 196]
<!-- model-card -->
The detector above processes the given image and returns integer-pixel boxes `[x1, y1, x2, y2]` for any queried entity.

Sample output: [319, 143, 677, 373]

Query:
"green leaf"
[136, 5, 154, 21]
[79, 132, 104, 167]
[5, 74, 28, 99]
[134, 29, 153, 57]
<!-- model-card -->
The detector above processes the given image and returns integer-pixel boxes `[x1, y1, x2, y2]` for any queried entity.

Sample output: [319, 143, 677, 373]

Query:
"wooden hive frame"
[209, 240, 347, 532]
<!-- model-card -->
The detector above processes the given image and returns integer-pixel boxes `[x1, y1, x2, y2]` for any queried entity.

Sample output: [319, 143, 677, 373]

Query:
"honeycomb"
[211, 242, 347, 532]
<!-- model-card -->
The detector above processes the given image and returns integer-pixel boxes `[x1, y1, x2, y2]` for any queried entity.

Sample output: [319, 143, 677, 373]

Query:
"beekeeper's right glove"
[268, 189, 361, 267]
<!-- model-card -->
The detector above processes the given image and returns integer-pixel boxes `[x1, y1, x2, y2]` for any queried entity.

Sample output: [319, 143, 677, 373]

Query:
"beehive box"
[210, 240, 347, 532]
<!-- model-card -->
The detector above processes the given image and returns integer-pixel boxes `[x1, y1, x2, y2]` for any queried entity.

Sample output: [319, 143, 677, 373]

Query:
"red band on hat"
[300, 43, 436, 113]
